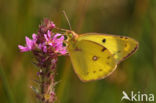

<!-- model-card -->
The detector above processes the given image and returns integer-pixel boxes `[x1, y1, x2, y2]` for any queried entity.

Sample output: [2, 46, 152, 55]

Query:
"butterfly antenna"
[62, 10, 72, 30]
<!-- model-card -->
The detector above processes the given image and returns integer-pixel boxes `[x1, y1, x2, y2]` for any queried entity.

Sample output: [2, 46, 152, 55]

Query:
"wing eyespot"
[92, 56, 98, 61]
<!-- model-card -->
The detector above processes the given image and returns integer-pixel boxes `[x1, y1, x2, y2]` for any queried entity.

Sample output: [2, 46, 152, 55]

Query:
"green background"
[0, 0, 156, 103]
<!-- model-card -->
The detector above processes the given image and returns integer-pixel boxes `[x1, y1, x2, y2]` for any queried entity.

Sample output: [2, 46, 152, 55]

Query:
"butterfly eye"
[102, 38, 106, 43]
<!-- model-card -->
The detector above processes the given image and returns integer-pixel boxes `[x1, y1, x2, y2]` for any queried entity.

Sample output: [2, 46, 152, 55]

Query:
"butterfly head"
[65, 30, 78, 40]
[54, 27, 78, 41]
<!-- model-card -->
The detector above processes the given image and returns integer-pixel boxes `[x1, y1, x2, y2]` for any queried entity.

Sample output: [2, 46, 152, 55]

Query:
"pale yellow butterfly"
[64, 31, 138, 82]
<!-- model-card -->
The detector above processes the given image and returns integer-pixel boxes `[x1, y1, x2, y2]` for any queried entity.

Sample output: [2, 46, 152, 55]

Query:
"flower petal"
[59, 36, 64, 41]
[25, 36, 33, 49]
[51, 23, 55, 28]
[49, 42, 53, 46]
[18, 45, 30, 52]
[44, 34, 49, 41]
[59, 47, 67, 55]
[43, 46, 47, 52]
[32, 33, 37, 41]
[47, 30, 52, 38]
[53, 33, 61, 40]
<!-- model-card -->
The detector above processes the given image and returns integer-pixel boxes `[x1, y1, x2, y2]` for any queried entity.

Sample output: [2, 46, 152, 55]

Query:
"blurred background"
[0, 0, 156, 103]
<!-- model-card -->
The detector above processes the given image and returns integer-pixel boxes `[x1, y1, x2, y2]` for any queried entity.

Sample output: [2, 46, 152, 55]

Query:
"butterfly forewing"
[68, 40, 117, 82]
[78, 33, 139, 63]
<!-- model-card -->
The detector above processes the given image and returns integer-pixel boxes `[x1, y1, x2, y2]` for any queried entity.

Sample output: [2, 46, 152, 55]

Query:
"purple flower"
[19, 29, 67, 55]
[18, 19, 67, 69]
[18, 34, 37, 52]
[44, 30, 67, 55]
[38, 18, 56, 34]
[18, 19, 65, 103]
[44, 30, 53, 46]
[54, 34, 67, 55]
[44, 18, 55, 29]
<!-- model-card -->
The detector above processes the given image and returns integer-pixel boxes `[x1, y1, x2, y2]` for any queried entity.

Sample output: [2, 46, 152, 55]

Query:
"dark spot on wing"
[125, 37, 128, 39]
[117, 50, 121, 53]
[92, 56, 98, 61]
[86, 72, 89, 75]
[107, 62, 110, 65]
[101, 47, 106, 52]
[125, 44, 127, 47]
[112, 54, 115, 56]
[107, 56, 111, 59]
[99, 69, 103, 72]
[120, 36, 128, 39]
[102, 38, 106, 43]
[93, 71, 96, 73]
[75, 47, 81, 51]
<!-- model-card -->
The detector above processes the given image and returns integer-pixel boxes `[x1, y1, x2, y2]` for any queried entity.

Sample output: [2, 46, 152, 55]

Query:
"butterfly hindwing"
[78, 33, 139, 63]
[68, 40, 117, 82]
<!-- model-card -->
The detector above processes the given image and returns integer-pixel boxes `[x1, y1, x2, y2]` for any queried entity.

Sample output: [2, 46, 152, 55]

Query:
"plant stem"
[41, 69, 45, 102]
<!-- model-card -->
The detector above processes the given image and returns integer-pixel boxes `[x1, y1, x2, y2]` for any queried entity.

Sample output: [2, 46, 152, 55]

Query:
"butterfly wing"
[67, 40, 117, 82]
[78, 33, 139, 63]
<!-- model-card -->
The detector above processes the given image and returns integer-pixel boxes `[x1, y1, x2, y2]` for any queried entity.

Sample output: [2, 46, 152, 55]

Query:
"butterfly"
[65, 31, 139, 82]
